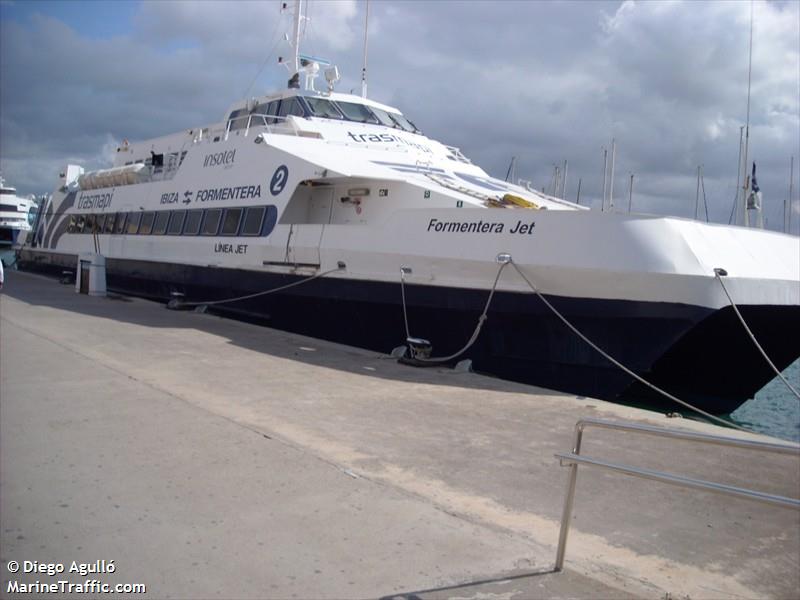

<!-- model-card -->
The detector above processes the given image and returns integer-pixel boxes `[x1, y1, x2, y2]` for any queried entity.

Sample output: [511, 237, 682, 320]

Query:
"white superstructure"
[0, 176, 34, 246]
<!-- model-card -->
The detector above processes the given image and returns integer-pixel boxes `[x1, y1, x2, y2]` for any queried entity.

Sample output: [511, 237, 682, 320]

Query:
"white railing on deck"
[221, 113, 316, 141]
[445, 145, 472, 164]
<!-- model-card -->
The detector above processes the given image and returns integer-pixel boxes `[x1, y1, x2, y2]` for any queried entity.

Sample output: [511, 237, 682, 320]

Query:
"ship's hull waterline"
[19, 249, 799, 414]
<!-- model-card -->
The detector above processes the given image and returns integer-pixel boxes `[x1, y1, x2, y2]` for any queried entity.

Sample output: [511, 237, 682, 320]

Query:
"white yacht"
[0, 176, 34, 247]
[20, 2, 799, 414]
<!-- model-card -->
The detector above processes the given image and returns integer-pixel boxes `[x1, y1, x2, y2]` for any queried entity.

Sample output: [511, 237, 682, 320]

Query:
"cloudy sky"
[1, 0, 798, 232]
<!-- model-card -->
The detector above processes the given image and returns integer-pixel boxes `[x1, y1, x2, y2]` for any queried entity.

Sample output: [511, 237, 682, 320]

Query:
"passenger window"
[126, 212, 142, 234]
[221, 208, 243, 235]
[84, 215, 96, 233]
[95, 214, 106, 232]
[167, 210, 186, 235]
[241, 207, 265, 236]
[67, 215, 77, 233]
[104, 213, 117, 233]
[201, 209, 222, 235]
[153, 211, 170, 235]
[115, 213, 129, 234]
[139, 212, 155, 235]
[183, 209, 203, 235]
[76, 215, 86, 233]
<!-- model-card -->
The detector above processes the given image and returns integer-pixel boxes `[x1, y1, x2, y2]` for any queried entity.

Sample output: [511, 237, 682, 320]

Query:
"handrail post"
[552, 418, 799, 572]
[554, 421, 585, 571]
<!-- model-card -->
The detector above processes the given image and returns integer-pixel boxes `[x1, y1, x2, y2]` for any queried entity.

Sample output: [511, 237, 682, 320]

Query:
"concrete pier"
[2, 270, 798, 599]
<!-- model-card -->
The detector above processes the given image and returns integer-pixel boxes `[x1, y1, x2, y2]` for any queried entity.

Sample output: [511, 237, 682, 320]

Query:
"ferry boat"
[19, 2, 799, 414]
[0, 176, 35, 247]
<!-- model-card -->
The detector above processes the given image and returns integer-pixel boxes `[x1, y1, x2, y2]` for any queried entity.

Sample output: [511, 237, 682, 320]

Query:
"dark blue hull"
[0, 227, 22, 246]
[18, 250, 800, 414]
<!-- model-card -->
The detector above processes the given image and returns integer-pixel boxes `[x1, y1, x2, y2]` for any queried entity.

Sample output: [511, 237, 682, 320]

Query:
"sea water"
[730, 359, 800, 443]
[0, 248, 14, 268]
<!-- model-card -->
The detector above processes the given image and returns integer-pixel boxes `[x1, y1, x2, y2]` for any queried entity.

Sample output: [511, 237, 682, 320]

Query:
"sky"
[1, 0, 798, 232]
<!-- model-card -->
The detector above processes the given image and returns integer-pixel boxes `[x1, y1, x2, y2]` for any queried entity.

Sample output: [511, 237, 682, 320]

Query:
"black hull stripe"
[18, 250, 800, 414]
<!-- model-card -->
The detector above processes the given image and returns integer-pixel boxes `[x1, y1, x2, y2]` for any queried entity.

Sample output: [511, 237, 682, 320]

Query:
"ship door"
[285, 186, 332, 266]
[286, 224, 323, 266]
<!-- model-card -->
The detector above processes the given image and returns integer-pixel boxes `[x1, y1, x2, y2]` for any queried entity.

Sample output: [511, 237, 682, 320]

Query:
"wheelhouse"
[225, 92, 422, 135]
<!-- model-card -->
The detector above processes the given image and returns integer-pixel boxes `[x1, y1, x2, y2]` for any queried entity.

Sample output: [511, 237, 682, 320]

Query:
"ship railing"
[554, 417, 800, 571]
[444, 145, 472, 164]
[146, 151, 187, 184]
[223, 113, 311, 140]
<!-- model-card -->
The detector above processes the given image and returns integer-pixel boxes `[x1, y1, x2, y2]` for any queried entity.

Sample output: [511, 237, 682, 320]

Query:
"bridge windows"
[336, 101, 379, 124]
[305, 97, 344, 119]
[278, 98, 306, 119]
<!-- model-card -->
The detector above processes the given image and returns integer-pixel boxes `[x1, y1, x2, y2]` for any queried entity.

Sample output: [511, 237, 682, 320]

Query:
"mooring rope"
[176, 265, 344, 308]
[400, 268, 412, 340]
[713, 269, 800, 401]
[400, 261, 508, 363]
[507, 261, 750, 431]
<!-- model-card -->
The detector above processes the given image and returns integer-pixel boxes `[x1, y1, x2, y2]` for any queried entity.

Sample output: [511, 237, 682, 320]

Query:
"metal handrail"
[553, 417, 800, 571]
[444, 145, 472, 164]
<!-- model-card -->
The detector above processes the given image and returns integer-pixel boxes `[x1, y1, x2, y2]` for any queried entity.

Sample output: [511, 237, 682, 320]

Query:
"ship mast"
[361, 0, 370, 98]
[291, 0, 303, 74]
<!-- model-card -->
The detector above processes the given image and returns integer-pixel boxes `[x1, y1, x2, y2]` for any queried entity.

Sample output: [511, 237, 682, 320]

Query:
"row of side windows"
[228, 96, 420, 134]
[229, 98, 306, 131]
[67, 206, 272, 237]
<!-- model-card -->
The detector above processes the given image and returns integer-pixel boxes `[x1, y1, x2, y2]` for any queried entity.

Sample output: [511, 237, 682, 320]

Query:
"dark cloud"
[1, 0, 797, 231]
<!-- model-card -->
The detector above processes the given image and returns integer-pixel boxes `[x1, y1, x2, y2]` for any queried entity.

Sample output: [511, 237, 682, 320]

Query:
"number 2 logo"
[270, 165, 289, 196]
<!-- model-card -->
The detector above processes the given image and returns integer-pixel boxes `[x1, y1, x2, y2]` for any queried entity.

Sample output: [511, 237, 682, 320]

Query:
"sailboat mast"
[695, 165, 701, 220]
[742, 0, 754, 227]
[609, 138, 616, 211]
[789, 156, 795, 234]
[732, 126, 744, 224]
[628, 173, 634, 213]
[601, 148, 608, 212]
[505, 156, 516, 183]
